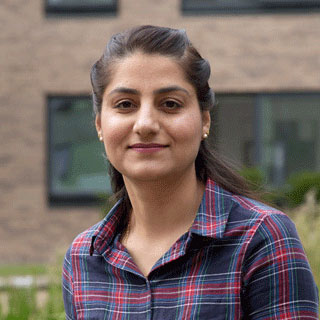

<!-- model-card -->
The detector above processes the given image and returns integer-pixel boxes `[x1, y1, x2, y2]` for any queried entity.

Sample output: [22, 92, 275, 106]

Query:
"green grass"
[0, 261, 65, 320]
[0, 265, 46, 277]
[4, 287, 37, 320]
[0, 286, 65, 320]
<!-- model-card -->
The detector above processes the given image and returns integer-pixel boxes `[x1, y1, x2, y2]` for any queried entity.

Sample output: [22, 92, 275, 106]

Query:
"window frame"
[45, 0, 117, 16]
[181, 0, 320, 15]
[47, 95, 110, 206]
[214, 90, 320, 186]
[47, 91, 320, 206]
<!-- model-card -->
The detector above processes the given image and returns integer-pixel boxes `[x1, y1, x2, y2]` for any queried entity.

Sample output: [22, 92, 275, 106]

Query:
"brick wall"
[1, 0, 320, 263]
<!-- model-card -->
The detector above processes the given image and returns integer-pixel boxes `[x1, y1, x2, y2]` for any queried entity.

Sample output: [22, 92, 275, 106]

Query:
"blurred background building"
[1, 0, 320, 264]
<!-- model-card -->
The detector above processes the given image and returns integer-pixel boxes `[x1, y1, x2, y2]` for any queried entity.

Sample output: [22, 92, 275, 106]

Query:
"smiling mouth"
[129, 143, 168, 153]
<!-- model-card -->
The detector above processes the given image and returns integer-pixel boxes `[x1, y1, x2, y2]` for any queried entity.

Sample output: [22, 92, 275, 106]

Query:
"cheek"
[101, 115, 130, 152]
[170, 113, 203, 144]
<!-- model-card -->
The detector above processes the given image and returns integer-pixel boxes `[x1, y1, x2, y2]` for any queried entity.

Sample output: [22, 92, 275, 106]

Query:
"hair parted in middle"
[91, 25, 253, 210]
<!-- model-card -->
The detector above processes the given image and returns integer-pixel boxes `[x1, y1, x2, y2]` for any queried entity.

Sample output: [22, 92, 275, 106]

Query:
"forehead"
[105, 52, 195, 95]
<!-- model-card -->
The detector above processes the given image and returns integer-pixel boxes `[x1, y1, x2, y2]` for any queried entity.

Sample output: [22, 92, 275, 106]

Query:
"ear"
[202, 110, 211, 134]
[95, 114, 102, 135]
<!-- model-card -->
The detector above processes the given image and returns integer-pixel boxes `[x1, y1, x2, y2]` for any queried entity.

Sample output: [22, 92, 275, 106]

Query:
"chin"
[121, 166, 173, 182]
[124, 166, 195, 185]
[127, 172, 172, 183]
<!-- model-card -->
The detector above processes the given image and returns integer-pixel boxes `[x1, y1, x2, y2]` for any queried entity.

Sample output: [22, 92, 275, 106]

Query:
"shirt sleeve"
[62, 245, 77, 320]
[241, 213, 319, 319]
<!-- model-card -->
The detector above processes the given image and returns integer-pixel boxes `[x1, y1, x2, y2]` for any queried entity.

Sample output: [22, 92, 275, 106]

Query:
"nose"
[133, 103, 160, 137]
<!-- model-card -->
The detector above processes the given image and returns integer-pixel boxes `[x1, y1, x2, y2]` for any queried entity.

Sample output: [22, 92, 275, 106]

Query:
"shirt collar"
[92, 199, 125, 255]
[92, 178, 234, 254]
[190, 178, 233, 239]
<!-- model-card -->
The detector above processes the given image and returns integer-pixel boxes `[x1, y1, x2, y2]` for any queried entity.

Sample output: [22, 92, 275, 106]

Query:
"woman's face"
[96, 52, 210, 183]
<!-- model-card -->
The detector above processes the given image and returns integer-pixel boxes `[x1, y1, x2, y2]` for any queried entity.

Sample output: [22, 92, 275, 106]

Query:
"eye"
[114, 100, 136, 111]
[162, 100, 182, 111]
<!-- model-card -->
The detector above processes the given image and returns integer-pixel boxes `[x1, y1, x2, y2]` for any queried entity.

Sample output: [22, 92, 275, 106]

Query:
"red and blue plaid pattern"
[63, 179, 319, 319]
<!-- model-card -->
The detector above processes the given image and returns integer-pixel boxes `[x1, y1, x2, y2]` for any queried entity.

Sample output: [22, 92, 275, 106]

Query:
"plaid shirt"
[63, 179, 319, 319]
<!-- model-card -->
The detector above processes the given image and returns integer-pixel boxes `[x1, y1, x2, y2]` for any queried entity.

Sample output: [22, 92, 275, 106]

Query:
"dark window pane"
[257, 93, 320, 186]
[48, 96, 111, 205]
[215, 93, 320, 187]
[48, 93, 320, 204]
[182, 0, 320, 14]
[46, 0, 117, 15]
[214, 94, 256, 168]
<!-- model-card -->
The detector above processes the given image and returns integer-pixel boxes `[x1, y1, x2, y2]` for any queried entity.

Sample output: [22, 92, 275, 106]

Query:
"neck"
[123, 170, 205, 240]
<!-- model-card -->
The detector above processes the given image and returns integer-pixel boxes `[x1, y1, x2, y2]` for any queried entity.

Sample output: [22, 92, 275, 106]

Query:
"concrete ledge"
[0, 275, 52, 290]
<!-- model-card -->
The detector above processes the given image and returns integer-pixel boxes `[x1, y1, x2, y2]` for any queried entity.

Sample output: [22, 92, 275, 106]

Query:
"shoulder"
[197, 179, 293, 240]
[221, 193, 302, 256]
[230, 194, 285, 220]
[229, 194, 295, 237]
[232, 197, 319, 317]
[65, 220, 104, 258]
[228, 196, 307, 273]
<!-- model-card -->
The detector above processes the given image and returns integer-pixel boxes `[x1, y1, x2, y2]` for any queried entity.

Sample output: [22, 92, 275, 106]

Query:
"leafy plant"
[239, 167, 265, 191]
[0, 259, 65, 320]
[286, 171, 320, 207]
[5, 287, 37, 320]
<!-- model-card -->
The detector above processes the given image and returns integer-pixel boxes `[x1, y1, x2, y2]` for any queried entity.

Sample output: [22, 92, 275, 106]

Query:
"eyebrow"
[108, 87, 139, 96]
[108, 86, 190, 97]
[154, 86, 190, 96]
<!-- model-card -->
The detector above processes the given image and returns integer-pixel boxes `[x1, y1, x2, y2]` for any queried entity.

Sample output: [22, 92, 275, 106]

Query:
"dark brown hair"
[90, 25, 255, 208]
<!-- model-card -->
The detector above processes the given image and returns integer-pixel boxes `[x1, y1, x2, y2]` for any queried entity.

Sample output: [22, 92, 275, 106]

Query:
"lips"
[129, 143, 167, 148]
[129, 143, 168, 153]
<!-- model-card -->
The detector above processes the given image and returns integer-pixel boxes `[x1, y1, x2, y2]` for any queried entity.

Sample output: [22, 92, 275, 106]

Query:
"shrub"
[239, 167, 288, 207]
[286, 171, 320, 207]
[5, 287, 37, 320]
[0, 258, 65, 320]
[239, 167, 265, 191]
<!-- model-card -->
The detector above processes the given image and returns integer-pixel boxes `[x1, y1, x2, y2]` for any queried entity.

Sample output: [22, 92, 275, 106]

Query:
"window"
[47, 96, 111, 205]
[182, 0, 320, 14]
[214, 92, 320, 187]
[46, 0, 117, 15]
[47, 93, 320, 205]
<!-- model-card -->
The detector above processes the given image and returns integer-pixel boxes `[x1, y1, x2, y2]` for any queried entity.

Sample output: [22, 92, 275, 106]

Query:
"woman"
[63, 25, 319, 319]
